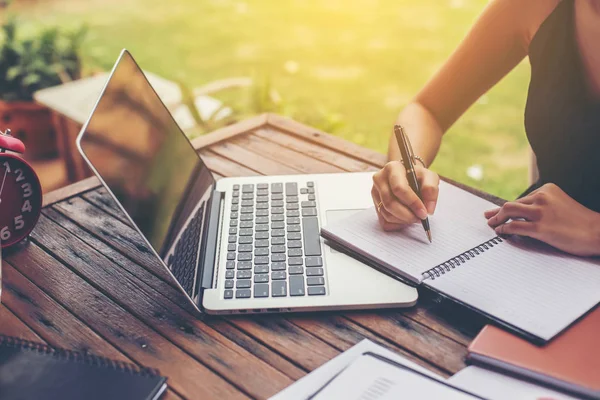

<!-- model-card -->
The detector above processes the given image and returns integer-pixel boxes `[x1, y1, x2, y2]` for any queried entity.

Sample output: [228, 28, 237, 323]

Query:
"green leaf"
[6, 65, 21, 80]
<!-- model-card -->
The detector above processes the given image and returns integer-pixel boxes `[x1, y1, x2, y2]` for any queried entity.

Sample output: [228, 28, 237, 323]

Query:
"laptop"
[76, 50, 417, 314]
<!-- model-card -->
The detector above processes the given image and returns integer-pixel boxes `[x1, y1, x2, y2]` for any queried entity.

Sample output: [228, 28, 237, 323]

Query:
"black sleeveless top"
[525, 0, 600, 212]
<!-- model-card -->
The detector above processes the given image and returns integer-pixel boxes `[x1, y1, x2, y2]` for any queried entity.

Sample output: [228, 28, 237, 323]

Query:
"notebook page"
[321, 181, 498, 283]
[426, 237, 600, 341]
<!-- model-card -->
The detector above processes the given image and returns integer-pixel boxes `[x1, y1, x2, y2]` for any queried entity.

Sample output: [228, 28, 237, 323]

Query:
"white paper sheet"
[448, 366, 579, 400]
[312, 354, 479, 400]
[269, 339, 444, 400]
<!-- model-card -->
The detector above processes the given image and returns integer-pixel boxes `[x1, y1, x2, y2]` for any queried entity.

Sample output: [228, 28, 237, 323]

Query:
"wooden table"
[0, 114, 503, 400]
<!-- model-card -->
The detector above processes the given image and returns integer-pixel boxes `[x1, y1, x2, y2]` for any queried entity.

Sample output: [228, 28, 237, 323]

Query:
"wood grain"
[5, 243, 246, 400]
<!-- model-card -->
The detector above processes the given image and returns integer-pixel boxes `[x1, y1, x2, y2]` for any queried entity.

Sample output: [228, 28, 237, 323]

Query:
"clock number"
[22, 200, 32, 213]
[14, 215, 24, 230]
[0, 226, 10, 241]
[15, 169, 25, 182]
[22, 183, 32, 198]
[2, 161, 10, 173]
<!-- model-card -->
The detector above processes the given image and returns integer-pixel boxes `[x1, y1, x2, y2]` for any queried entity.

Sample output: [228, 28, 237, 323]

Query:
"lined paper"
[426, 237, 600, 341]
[321, 181, 498, 283]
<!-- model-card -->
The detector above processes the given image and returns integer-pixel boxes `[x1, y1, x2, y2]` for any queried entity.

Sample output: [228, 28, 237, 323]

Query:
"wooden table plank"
[27, 213, 293, 399]
[5, 244, 246, 400]
[0, 302, 42, 341]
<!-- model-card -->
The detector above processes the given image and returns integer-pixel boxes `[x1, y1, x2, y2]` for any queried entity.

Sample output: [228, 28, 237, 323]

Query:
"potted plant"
[0, 17, 87, 159]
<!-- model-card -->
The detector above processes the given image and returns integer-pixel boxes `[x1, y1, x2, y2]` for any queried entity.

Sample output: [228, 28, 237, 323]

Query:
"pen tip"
[426, 231, 432, 243]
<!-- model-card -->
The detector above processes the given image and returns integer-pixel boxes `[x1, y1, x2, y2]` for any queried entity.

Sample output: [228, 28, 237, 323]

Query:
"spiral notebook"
[321, 181, 600, 344]
[0, 335, 167, 400]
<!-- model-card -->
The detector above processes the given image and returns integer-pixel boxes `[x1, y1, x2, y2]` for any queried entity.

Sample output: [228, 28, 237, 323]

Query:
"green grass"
[10, 0, 531, 199]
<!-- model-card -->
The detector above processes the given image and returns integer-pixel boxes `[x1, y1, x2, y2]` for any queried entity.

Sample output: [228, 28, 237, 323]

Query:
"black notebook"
[321, 181, 600, 344]
[0, 335, 168, 400]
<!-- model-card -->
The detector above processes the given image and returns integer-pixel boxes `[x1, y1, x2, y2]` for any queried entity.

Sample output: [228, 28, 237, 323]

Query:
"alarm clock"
[0, 129, 43, 249]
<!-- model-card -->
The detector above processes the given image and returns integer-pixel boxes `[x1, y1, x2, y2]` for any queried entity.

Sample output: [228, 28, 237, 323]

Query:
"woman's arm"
[375, 0, 558, 230]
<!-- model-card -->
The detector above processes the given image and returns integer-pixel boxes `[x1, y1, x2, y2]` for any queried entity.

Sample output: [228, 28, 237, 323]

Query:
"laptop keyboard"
[224, 181, 326, 300]
[167, 203, 205, 296]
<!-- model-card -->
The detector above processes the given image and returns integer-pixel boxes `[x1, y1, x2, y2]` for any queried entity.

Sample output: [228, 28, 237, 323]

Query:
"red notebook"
[467, 307, 600, 399]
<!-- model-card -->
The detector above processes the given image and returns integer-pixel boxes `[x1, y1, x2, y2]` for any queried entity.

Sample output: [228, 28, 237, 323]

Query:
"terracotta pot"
[0, 100, 57, 160]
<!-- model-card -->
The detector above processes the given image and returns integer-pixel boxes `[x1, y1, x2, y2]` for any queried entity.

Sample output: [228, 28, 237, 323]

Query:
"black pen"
[393, 125, 432, 243]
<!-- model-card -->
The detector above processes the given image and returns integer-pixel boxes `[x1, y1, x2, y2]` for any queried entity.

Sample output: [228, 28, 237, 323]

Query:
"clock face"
[0, 154, 43, 248]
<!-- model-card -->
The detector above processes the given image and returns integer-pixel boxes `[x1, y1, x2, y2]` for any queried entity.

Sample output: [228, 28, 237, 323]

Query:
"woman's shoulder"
[507, 0, 563, 50]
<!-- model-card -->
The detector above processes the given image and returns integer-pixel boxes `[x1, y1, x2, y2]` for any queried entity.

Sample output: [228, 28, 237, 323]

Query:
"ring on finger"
[377, 201, 383, 213]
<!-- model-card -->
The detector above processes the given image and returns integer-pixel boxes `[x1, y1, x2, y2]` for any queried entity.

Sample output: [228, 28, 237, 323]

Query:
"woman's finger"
[416, 167, 440, 214]
[484, 208, 500, 219]
[495, 220, 538, 238]
[487, 202, 541, 227]
[372, 185, 407, 225]
[387, 166, 428, 220]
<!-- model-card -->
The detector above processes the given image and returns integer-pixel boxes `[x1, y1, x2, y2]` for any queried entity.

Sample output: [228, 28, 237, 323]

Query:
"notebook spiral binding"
[422, 236, 504, 281]
[0, 334, 160, 377]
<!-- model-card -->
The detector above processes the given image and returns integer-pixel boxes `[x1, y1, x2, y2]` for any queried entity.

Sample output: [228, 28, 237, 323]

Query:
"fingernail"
[426, 201, 436, 215]
[416, 208, 428, 220]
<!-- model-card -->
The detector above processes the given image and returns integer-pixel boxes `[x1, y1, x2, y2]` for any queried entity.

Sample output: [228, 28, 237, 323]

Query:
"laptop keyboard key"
[238, 253, 252, 261]
[237, 261, 252, 270]
[228, 243, 236, 251]
[236, 289, 251, 299]
[271, 262, 286, 271]
[229, 227, 237, 235]
[271, 200, 284, 207]
[254, 265, 269, 274]
[255, 239, 269, 248]
[225, 270, 234, 279]
[226, 261, 235, 269]
[256, 209, 269, 217]
[308, 286, 326, 296]
[289, 266, 304, 275]
[254, 284, 269, 298]
[254, 256, 269, 264]
[287, 232, 301, 241]
[272, 221, 285, 229]
[271, 214, 284, 222]
[287, 217, 300, 225]
[228, 235, 237, 243]
[308, 194, 316, 201]
[289, 276, 305, 296]
[256, 196, 269, 203]
[288, 248, 302, 257]
[256, 231, 269, 240]
[239, 228, 253, 236]
[237, 270, 251, 279]
[288, 257, 303, 266]
[271, 183, 283, 193]
[286, 210, 300, 217]
[272, 253, 286, 262]
[227, 252, 236, 260]
[272, 271, 286, 280]
[241, 200, 253, 207]
[236, 280, 251, 289]
[285, 182, 298, 196]
[272, 281, 287, 297]
[256, 203, 269, 210]
[255, 248, 269, 256]
[271, 229, 285, 237]
[301, 201, 316, 208]
[242, 184, 254, 193]
[271, 245, 285, 253]
[302, 217, 322, 256]
[256, 224, 269, 232]
[256, 216, 269, 224]
[286, 203, 299, 210]
[288, 240, 302, 248]
[306, 267, 324, 276]
[306, 256, 323, 267]
[238, 244, 252, 252]
[242, 193, 254, 200]
[302, 208, 318, 217]
[271, 237, 285, 245]
[287, 225, 301, 232]
[257, 183, 269, 190]
[307, 277, 325, 286]
[271, 207, 284, 214]
[240, 207, 253, 214]
[225, 280, 234, 289]
[239, 236, 252, 244]
[254, 274, 269, 283]
[307, 181, 314, 187]
[240, 214, 253, 221]
[271, 193, 283, 201]
[224, 289, 234, 299]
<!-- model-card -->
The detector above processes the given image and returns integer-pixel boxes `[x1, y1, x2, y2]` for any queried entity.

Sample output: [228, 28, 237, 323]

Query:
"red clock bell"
[0, 129, 43, 249]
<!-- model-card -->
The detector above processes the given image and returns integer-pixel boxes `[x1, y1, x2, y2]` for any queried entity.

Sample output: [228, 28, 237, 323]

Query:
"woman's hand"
[485, 183, 600, 257]
[371, 161, 440, 231]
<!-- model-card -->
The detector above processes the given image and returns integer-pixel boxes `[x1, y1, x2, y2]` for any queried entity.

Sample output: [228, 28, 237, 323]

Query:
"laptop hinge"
[199, 189, 223, 293]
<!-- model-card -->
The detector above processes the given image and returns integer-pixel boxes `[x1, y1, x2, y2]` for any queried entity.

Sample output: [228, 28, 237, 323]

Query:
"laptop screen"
[77, 50, 215, 297]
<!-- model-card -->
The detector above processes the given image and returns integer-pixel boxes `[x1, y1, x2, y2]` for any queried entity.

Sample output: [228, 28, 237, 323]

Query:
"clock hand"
[0, 168, 8, 205]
